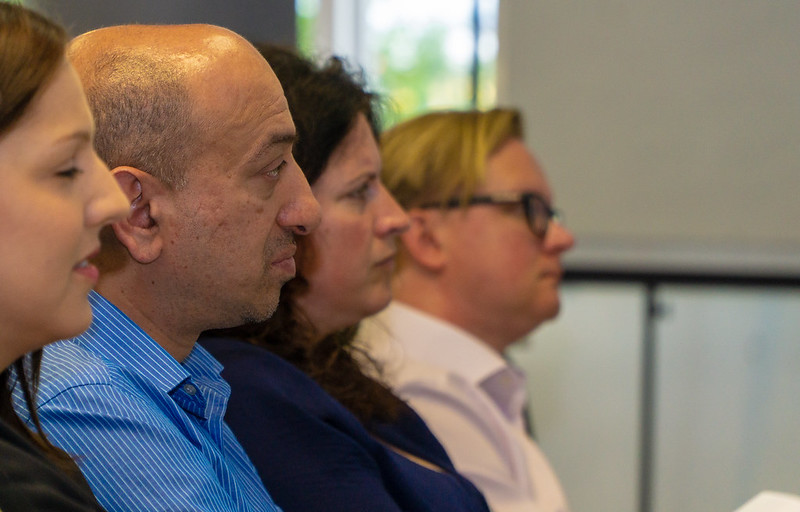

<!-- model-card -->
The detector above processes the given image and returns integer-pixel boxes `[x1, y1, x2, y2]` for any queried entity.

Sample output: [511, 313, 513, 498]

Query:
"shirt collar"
[368, 301, 529, 422]
[374, 302, 504, 377]
[74, 291, 223, 395]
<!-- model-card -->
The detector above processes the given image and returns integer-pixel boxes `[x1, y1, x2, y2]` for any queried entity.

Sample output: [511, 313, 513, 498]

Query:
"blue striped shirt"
[14, 291, 281, 512]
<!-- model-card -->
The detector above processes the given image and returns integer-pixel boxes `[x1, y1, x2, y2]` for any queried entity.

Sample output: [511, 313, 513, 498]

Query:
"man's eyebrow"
[248, 132, 297, 165]
[271, 132, 298, 146]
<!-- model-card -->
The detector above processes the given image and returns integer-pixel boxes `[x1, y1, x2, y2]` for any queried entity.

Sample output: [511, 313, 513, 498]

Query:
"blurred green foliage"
[295, 0, 495, 129]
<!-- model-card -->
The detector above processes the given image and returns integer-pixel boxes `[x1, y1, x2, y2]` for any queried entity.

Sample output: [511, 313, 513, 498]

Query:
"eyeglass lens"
[525, 195, 553, 238]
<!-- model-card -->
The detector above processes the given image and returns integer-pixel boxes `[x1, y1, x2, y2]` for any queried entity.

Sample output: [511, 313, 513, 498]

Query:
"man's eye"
[265, 160, 288, 178]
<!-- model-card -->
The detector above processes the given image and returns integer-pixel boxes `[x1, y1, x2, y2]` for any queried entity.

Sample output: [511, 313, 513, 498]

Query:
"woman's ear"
[109, 167, 165, 264]
[400, 208, 448, 272]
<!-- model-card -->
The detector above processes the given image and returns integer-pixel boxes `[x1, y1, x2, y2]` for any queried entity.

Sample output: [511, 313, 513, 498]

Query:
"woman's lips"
[375, 252, 397, 268]
[73, 258, 100, 283]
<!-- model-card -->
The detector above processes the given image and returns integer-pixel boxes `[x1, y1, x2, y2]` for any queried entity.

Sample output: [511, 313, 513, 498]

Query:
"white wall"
[509, 283, 800, 512]
[498, 5, 800, 508]
[653, 286, 800, 512]
[497, 2, 800, 277]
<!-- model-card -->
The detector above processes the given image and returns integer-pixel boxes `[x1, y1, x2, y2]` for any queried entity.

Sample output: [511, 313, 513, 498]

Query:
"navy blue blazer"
[201, 336, 490, 512]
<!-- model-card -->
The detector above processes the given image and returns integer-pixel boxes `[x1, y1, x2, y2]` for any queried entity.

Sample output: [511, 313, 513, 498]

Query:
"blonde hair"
[380, 108, 523, 208]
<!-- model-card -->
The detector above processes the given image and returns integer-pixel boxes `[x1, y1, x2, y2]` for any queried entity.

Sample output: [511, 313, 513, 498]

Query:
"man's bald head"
[62, 24, 318, 354]
[68, 24, 269, 189]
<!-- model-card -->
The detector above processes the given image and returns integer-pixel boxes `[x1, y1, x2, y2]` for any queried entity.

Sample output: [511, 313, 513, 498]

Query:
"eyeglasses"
[420, 192, 562, 239]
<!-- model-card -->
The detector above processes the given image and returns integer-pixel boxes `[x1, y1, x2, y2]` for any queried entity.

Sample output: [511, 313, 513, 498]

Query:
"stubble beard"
[239, 304, 276, 326]
[237, 279, 282, 325]
[234, 233, 298, 326]
[237, 253, 292, 326]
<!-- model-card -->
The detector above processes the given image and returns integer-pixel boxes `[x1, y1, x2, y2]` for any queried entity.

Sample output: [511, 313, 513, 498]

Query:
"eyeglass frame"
[419, 191, 562, 239]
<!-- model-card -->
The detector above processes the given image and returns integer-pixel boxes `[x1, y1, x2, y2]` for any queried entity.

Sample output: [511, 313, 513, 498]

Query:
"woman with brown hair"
[0, 3, 127, 510]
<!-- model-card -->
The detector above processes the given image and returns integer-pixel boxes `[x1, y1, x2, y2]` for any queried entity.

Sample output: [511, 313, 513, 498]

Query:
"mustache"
[273, 234, 297, 257]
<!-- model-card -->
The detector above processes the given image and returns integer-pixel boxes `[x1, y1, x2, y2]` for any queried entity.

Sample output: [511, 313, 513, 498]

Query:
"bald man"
[14, 25, 320, 511]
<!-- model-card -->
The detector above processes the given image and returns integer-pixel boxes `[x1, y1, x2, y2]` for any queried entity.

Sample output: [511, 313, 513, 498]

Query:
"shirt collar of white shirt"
[367, 301, 529, 424]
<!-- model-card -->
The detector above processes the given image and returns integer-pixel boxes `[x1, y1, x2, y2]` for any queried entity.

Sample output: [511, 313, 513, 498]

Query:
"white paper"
[735, 491, 800, 512]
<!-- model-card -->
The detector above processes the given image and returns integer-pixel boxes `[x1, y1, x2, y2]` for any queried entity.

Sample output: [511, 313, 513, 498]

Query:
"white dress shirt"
[359, 301, 569, 512]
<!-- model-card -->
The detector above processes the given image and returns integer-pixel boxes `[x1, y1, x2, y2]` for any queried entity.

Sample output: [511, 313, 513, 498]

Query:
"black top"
[0, 418, 104, 512]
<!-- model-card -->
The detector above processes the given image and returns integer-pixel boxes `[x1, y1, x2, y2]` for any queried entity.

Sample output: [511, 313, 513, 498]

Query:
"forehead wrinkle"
[197, 67, 285, 134]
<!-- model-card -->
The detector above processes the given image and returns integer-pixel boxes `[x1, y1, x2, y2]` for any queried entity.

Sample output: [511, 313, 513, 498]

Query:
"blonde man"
[360, 109, 575, 512]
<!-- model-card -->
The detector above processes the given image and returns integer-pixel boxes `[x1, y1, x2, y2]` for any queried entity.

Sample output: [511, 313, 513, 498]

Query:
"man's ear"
[110, 167, 165, 264]
[400, 209, 448, 272]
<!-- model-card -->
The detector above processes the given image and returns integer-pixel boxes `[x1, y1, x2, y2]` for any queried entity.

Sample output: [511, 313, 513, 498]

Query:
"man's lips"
[273, 244, 297, 264]
[272, 245, 298, 276]
[540, 263, 563, 280]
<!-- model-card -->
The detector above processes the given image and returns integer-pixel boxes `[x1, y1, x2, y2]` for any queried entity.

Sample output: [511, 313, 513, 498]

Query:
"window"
[297, 0, 498, 127]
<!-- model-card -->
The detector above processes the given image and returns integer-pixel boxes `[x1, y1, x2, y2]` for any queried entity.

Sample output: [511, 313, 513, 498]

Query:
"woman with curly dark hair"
[200, 44, 490, 512]
[0, 3, 128, 510]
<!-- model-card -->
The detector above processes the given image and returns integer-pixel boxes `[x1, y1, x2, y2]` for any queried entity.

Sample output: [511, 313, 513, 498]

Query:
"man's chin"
[241, 305, 278, 326]
[531, 297, 561, 324]
[235, 294, 280, 326]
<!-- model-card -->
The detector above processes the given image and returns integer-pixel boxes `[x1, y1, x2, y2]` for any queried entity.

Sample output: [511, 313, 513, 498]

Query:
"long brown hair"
[0, 2, 79, 470]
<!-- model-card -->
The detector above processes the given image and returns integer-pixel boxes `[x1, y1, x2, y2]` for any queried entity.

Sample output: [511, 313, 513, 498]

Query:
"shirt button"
[183, 383, 197, 396]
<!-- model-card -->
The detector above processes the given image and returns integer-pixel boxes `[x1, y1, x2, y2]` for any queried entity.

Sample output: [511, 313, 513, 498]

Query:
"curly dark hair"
[0, 1, 80, 472]
[210, 44, 404, 426]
